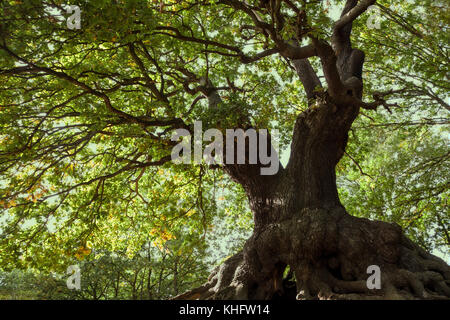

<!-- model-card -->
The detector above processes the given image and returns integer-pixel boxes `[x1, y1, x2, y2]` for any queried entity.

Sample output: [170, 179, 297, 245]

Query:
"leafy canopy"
[0, 0, 448, 271]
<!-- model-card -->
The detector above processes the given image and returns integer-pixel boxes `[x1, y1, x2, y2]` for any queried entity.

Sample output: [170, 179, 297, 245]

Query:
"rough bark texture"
[173, 0, 450, 300]
[177, 208, 450, 300]
[174, 100, 450, 300]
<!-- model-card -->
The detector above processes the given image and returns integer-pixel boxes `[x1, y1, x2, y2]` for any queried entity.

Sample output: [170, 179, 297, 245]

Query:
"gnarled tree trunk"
[174, 0, 450, 301]
[175, 97, 450, 300]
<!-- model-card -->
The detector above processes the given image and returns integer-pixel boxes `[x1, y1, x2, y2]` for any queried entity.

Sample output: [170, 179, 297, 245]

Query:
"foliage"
[0, 242, 208, 299]
[0, 0, 448, 297]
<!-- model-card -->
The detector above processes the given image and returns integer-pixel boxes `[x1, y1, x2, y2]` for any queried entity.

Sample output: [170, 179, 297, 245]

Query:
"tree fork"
[171, 0, 450, 300]
[174, 65, 450, 302]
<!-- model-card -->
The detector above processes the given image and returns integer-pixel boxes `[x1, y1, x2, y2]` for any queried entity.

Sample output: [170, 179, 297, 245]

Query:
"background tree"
[0, 0, 448, 299]
[0, 242, 208, 300]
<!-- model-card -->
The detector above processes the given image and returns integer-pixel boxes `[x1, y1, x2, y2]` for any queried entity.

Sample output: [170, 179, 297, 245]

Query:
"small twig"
[344, 150, 373, 179]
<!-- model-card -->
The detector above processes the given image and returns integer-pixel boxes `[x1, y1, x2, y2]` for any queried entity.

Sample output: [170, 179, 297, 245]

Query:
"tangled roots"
[174, 208, 450, 300]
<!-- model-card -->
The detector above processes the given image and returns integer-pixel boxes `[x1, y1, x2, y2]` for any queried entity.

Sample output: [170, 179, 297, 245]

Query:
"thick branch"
[333, 0, 376, 53]
[311, 39, 346, 99]
[292, 58, 322, 102]
[0, 43, 186, 129]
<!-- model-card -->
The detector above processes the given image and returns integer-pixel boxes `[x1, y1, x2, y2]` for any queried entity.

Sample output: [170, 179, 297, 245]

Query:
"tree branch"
[291, 58, 322, 102]
[332, 0, 376, 55]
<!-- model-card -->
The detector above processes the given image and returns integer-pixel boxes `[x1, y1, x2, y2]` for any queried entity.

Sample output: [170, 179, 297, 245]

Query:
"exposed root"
[174, 207, 450, 300]
[173, 251, 250, 300]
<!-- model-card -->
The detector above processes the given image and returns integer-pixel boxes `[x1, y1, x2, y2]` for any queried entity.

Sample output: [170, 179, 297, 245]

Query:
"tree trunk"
[174, 3, 449, 298]
[175, 99, 450, 300]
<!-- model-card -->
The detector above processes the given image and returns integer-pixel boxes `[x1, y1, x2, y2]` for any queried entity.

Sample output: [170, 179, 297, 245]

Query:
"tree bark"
[173, 0, 449, 300]
[174, 99, 450, 300]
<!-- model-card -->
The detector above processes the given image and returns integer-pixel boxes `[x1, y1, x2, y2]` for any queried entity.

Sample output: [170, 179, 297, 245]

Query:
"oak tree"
[0, 0, 449, 299]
